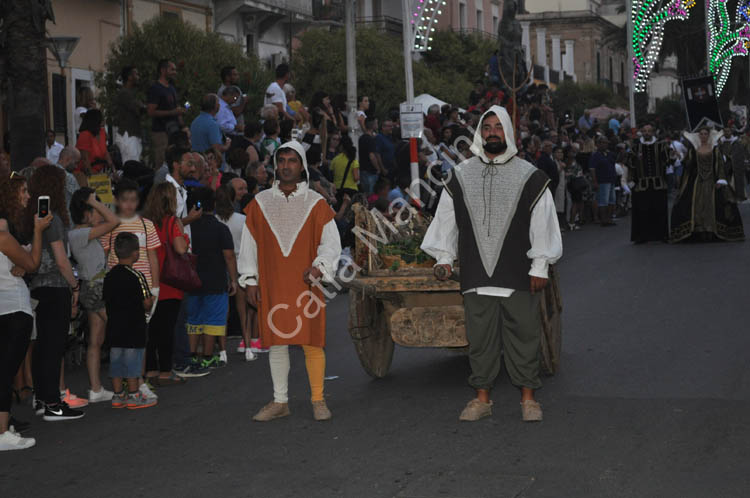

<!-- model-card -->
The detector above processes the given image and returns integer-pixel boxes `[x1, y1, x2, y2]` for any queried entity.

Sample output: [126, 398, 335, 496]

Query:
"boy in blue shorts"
[186, 187, 237, 368]
[103, 233, 156, 409]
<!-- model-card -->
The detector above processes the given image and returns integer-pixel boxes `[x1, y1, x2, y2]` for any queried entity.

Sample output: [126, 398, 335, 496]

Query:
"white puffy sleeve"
[238, 224, 258, 287]
[312, 219, 342, 283]
[527, 189, 563, 278]
[420, 189, 458, 268]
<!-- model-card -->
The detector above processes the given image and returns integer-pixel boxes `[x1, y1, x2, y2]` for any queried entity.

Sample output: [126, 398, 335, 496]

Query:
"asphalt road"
[4, 207, 750, 498]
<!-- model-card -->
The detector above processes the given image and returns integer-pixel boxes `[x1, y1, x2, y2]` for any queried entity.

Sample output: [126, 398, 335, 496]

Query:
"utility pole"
[626, 0, 637, 130]
[345, 0, 358, 147]
[401, 0, 420, 203]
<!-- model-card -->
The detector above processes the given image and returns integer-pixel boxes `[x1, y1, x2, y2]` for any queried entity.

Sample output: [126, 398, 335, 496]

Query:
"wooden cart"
[343, 205, 563, 378]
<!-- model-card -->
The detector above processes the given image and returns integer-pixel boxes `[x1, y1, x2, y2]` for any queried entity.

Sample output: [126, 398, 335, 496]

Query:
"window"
[246, 34, 255, 55]
[476, 9, 483, 31]
[459, 2, 467, 30]
[160, 4, 182, 20]
[596, 52, 601, 83]
[492, 16, 499, 35]
[609, 56, 613, 87]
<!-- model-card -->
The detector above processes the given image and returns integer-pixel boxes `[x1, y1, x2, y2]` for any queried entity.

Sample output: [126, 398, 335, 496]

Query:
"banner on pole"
[681, 76, 722, 131]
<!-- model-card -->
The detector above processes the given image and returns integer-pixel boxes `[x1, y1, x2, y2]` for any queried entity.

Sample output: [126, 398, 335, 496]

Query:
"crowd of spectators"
[2, 57, 750, 452]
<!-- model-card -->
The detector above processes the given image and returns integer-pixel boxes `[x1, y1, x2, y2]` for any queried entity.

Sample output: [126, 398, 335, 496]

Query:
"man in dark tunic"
[628, 124, 673, 243]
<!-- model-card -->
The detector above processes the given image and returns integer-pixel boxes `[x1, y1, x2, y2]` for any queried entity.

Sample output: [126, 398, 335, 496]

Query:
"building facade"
[518, 0, 629, 94]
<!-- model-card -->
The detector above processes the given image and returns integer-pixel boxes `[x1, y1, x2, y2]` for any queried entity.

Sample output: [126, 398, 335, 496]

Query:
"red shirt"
[154, 216, 190, 301]
[76, 128, 108, 173]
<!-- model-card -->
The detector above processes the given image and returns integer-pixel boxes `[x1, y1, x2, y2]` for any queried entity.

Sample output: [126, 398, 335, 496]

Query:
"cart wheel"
[348, 292, 395, 378]
[540, 266, 562, 376]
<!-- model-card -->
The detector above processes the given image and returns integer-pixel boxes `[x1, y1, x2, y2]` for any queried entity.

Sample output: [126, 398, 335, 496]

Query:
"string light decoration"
[411, 0, 447, 52]
[631, 0, 696, 92]
[707, 0, 750, 96]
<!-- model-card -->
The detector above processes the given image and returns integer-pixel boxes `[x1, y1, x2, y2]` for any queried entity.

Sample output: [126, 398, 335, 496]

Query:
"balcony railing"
[451, 27, 498, 40]
[313, 0, 343, 22]
[549, 69, 559, 85]
[356, 16, 403, 36]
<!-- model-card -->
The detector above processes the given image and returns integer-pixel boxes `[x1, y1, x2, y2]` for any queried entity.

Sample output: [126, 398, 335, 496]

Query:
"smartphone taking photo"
[38, 195, 50, 218]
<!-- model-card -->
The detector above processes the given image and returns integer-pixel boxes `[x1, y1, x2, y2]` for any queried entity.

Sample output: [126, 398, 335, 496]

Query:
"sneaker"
[139, 382, 158, 401]
[252, 401, 290, 422]
[43, 402, 85, 422]
[236, 340, 246, 353]
[174, 364, 211, 378]
[459, 398, 493, 422]
[0, 429, 36, 451]
[126, 392, 157, 410]
[111, 391, 127, 409]
[245, 349, 258, 362]
[218, 351, 228, 367]
[88, 387, 114, 403]
[312, 400, 332, 421]
[250, 338, 269, 353]
[200, 355, 220, 369]
[60, 389, 89, 409]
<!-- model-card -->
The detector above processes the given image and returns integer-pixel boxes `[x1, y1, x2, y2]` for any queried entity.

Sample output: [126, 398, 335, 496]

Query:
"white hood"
[469, 105, 518, 165]
[272, 140, 310, 187]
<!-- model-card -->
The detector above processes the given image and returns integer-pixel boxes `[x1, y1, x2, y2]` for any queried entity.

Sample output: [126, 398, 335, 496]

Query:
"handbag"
[160, 216, 202, 292]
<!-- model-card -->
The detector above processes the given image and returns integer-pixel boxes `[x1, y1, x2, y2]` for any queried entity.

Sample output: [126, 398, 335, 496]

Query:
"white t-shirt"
[216, 212, 246, 257]
[166, 173, 190, 241]
[46, 142, 64, 164]
[0, 249, 32, 317]
[264, 81, 287, 109]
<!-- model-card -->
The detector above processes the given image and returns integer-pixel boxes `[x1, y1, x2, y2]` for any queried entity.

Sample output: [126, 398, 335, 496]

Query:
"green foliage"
[551, 81, 628, 117]
[95, 16, 271, 128]
[653, 97, 686, 131]
[292, 28, 495, 116]
[292, 27, 406, 115]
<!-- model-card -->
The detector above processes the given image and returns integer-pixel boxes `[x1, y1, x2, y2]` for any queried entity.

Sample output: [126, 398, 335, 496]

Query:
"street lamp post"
[49, 36, 79, 144]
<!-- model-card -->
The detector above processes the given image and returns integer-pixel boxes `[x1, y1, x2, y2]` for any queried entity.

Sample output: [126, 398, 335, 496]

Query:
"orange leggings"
[268, 345, 326, 402]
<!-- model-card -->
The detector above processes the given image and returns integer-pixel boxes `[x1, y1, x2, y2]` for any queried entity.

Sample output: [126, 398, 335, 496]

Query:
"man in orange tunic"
[238, 141, 342, 422]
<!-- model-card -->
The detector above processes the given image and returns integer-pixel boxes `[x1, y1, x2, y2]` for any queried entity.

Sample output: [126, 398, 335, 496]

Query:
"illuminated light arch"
[707, 0, 750, 96]
[632, 0, 696, 92]
[411, 0, 447, 52]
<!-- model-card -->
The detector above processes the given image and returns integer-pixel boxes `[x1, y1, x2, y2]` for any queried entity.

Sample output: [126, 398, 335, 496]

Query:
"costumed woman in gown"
[670, 126, 745, 242]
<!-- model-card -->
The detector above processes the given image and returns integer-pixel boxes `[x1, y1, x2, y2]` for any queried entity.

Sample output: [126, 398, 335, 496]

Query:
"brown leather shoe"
[521, 399, 543, 422]
[312, 400, 332, 421]
[459, 398, 493, 422]
[252, 401, 290, 422]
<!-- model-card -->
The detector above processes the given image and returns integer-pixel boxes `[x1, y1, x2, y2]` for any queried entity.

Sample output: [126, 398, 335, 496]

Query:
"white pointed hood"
[469, 105, 518, 165]
[272, 140, 310, 187]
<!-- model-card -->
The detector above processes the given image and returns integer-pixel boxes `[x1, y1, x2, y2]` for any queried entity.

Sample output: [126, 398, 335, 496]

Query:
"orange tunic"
[245, 198, 335, 347]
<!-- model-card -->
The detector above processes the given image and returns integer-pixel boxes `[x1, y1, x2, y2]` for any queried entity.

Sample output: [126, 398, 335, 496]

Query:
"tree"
[96, 16, 271, 135]
[551, 81, 628, 117]
[292, 28, 495, 117]
[0, 0, 55, 171]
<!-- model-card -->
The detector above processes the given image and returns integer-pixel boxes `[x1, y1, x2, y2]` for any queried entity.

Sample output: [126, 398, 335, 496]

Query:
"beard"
[484, 139, 507, 154]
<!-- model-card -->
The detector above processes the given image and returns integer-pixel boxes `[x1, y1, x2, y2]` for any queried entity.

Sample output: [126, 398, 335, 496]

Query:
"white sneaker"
[245, 349, 257, 362]
[88, 388, 114, 403]
[219, 350, 228, 366]
[0, 430, 36, 451]
[139, 382, 158, 401]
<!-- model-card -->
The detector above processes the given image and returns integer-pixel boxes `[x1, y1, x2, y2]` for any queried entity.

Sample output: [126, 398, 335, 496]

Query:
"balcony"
[451, 27, 498, 40]
[356, 15, 403, 36]
[313, 0, 343, 22]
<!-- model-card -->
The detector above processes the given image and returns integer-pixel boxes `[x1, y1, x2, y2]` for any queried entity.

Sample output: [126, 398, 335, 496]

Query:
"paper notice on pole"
[400, 103, 424, 139]
[88, 174, 114, 205]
